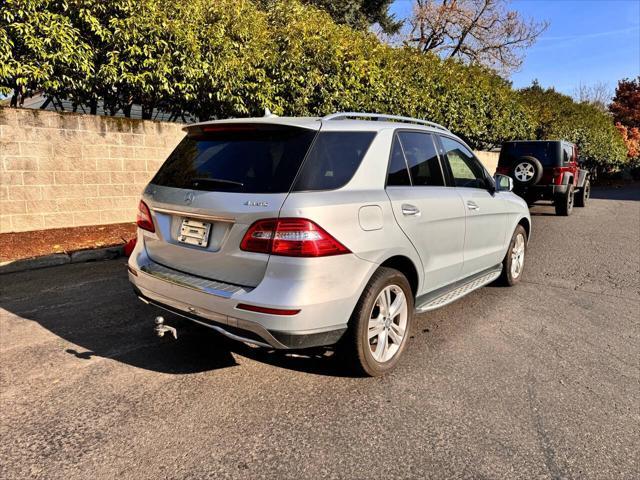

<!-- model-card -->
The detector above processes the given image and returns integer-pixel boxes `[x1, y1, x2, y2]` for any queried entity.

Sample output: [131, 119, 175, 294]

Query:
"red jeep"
[497, 140, 591, 216]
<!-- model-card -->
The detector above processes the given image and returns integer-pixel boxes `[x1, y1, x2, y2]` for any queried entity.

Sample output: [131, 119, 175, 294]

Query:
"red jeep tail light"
[496, 166, 510, 175]
[136, 200, 155, 232]
[240, 218, 350, 257]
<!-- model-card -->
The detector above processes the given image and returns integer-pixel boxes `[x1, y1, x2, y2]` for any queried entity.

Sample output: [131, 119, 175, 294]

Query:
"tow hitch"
[154, 316, 177, 339]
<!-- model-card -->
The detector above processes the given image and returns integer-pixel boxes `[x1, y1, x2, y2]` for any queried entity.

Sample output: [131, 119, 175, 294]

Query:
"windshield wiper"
[191, 177, 244, 188]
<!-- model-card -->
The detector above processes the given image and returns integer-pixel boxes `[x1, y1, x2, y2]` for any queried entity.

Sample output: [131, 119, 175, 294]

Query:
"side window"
[293, 131, 376, 191]
[387, 137, 411, 186]
[441, 136, 487, 189]
[397, 131, 445, 186]
[564, 146, 573, 164]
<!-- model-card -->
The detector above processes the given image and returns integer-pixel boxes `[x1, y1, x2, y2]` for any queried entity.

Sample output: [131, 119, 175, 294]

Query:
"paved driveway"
[1, 186, 638, 480]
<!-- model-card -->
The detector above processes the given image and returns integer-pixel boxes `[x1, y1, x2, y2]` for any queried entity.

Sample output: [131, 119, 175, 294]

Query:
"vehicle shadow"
[0, 260, 350, 377]
[527, 202, 557, 216]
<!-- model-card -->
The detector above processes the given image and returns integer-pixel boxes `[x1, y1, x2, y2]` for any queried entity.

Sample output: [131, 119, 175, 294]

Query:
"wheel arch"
[562, 173, 575, 185]
[379, 255, 420, 298]
[577, 169, 589, 188]
[517, 216, 531, 243]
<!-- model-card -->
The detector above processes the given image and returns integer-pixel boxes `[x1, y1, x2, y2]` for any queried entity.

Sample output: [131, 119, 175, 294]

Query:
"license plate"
[178, 218, 211, 248]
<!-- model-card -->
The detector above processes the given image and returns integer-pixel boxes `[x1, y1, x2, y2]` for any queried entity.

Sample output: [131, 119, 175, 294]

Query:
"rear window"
[151, 125, 316, 193]
[293, 132, 376, 191]
[499, 142, 558, 167]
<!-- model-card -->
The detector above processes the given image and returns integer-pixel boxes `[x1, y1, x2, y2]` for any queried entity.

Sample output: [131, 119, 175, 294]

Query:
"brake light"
[136, 200, 155, 232]
[496, 166, 510, 175]
[201, 125, 256, 133]
[240, 218, 350, 257]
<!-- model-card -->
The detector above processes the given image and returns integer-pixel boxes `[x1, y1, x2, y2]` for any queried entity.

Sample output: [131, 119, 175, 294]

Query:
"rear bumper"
[133, 286, 345, 349]
[127, 237, 375, 349]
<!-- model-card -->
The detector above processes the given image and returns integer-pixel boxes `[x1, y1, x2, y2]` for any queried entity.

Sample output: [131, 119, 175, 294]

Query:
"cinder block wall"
[0, 107, 184, 233]
[0, 107, 500, 233]
[475, 151, 499, 175]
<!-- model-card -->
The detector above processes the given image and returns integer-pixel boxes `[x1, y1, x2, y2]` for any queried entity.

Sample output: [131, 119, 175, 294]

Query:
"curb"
[0, 245, 125, 275]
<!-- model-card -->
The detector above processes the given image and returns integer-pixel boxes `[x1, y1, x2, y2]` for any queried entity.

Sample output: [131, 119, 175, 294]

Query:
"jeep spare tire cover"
[511, 156, 543, 185]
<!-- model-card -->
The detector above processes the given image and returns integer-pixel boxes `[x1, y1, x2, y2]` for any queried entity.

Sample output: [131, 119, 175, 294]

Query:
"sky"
[390, 0, 640, 97]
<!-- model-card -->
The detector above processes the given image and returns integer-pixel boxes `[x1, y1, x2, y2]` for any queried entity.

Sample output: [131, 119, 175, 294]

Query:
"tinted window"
[152, 126, 316, 193]
[293, 132, 376, 191]
[397, 132, 444, 186]
[441, 136, 487, 189]
[499, 142, 558, 167]
[387, 137, 411, 186]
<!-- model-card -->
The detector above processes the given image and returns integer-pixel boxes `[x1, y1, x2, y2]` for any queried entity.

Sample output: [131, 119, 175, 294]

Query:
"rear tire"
[575, 178, 590, 207]
[338, 267, 414, 377]
[498, 225, 527, 286]
[555, 185, 575, 216]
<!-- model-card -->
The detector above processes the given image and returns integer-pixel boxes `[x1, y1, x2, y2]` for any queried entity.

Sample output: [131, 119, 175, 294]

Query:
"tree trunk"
[40, 97, 53, 110]
[142, 103, 154, 120]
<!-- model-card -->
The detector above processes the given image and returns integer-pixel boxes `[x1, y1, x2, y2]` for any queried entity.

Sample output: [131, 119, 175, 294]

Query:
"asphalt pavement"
[1, 185, 638, 480]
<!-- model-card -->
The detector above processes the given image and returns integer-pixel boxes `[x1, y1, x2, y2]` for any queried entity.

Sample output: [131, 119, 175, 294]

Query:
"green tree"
[104, 0, 200, 119]
[297, 0, 401, 34]
[1, 0, 618, 170]
[56, 0, 199, 118]
[519, 81, 627, 169]
[182, 0, 275, 121]
[0, 0, 92, 106]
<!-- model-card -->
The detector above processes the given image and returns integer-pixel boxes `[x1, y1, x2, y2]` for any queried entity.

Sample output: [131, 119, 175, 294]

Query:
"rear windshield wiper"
[191, 177, 244, 188]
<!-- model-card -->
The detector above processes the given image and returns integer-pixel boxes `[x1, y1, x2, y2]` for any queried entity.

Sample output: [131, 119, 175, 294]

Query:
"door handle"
[466, 201, 480, 211]
[401, 204, 421, 216]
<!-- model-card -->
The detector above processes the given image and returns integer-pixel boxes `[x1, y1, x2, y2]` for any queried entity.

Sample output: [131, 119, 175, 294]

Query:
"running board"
[415, 266, 503, 313]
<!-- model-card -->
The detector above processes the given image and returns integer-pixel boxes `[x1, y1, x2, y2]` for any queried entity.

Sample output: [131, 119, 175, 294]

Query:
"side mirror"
[494, 174, 513, 192]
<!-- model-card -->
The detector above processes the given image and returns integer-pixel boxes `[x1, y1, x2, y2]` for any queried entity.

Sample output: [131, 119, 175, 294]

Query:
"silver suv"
[128, 112, 530, 376]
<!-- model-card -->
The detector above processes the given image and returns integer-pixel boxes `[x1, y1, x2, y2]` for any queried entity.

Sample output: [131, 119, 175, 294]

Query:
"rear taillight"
[496, 166, 510, 175]
[240, 218, 350, 257]
[136, 200, 155, 232]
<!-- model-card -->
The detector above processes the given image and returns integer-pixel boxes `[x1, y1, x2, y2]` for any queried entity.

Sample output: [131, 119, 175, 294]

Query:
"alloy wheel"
[368, 285, 408, 363]
[514, 162, 535, 182]
[510, 233, 525, 278]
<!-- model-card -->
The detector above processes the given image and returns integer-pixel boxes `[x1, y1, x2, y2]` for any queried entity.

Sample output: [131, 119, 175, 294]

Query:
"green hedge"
[0, 0, 625, 164]
[519, 83, 627, 168]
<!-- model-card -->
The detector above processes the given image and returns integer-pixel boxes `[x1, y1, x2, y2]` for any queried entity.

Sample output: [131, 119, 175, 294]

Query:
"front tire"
[555, 185, 575, 216]
[499, 225, 527, 286]
[339, 267, 414, 377]
[575, 179, 590, 207]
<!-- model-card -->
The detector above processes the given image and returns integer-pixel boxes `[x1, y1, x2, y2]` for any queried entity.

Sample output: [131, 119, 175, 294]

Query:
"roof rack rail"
[322, 112, 450, 132]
